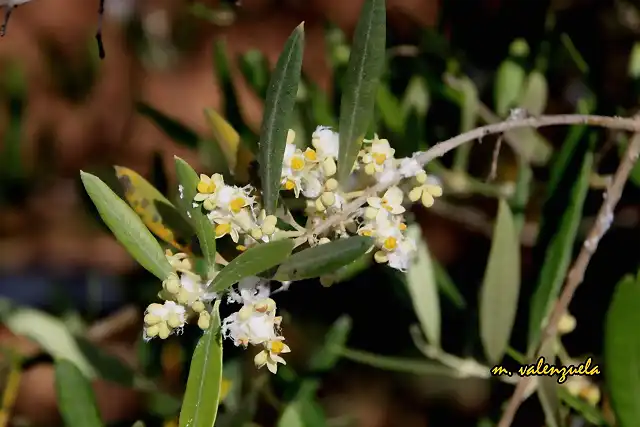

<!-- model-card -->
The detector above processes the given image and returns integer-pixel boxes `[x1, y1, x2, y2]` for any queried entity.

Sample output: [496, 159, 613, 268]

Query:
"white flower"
[367, 186, 406, 215]
[361, 135, 395, 174]
[194, 174, 225, 206]
[254, 338, 291, 374]
[143, 301, 187, 340]
[399, 156, 423, 178]
[312, 126, 339, 159]
[176, 272, 216, 306]
[386, 238, 416, 271]
[227, 276, 272, 305]
[281, 143, 309, 197]
[215, 185, 254, 215]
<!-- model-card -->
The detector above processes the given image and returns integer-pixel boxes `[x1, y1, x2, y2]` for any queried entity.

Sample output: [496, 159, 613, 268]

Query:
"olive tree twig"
[496, 130, 640, 427]
[296, 114, 640, 246]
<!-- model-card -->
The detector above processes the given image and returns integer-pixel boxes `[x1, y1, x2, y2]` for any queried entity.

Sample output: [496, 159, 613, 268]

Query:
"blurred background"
[1, 0, 640, 426]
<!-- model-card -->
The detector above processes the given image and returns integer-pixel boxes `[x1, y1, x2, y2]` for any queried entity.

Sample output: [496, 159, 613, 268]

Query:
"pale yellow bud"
[144, 314, 161, 326]
[318, 237, 331, 245]
[148, 303, 163, 312]
[426, 184, 443, 198]
[262, 215, 278, 235]
[319, 276, 333, 287]
[203, 199, 216, 211]
[177, 290, 190, 305]
[198, 312, 210, 330]
[321, 191, 335, 207]
[581, 385, 601, 406]
[322, 158, 337, 176]
[254, 350, 268, 368]
[558, 313, 576, 335]
[191, 300, 205, 313]
[315, 198, 326, 212]
[374, 251, 388, 264]
[364, 207, 377, 220]
[250, 228, 263, 240]
[158, 322, 171, 339]
[364, 163, 376, 175]
[145, 325, 159, 338]
[415, 171, 427, 184]
[325, 178, 338, 191]
[408, 187, 422, 202]
[163, 276, 180, 294]
[167, 313, 182, 329]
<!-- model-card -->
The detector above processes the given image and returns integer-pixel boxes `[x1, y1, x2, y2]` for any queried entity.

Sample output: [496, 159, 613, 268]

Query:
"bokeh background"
[1, 0, 640, 426]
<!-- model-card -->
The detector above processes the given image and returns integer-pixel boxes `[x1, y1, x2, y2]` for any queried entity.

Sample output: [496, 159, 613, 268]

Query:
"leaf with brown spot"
[114, 166, 193, 253]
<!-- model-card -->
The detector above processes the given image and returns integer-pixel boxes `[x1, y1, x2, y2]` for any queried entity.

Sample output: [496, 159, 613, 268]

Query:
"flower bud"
[364, 163, 376, 175]
[250, 228, 263, 240]
[191, 300, 205, 313]
[238, 305, 254, 321]
[373, 251, 388, 264]
[558, 313, 576, 335]
[286, 129, 296, 145]
[421, 192, 435, 208]
[325, 178, 338, 191]
[167, 313, 182, 329]
[177, 290, 190, 305]
[321, 191, 335, 207]
[315, 198, 326, 212]
[254, 350, 268, 368]
[144, 314, 161, 326]
[415, 171, 427, 184]
[198, 312, 210, 330]
[158, 322, 171, 339]
[322, 158, 337, 176]
[262, 215, 278, 235]
[203, 199, 216, 211]
[163, 275, 180, 294]
[145, 325, 159, 338]
[426, 185, 443, 198]
[254, 298, 276, 313]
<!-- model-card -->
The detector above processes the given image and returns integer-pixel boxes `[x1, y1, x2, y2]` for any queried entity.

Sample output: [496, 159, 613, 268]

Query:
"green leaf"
[0, 299, 95, 378]
[557, 388, 607, 426]
[337, 0, 386, 183]
[319, 252, 372, 287]
[80, 171, 173, 280]
[401, 76, 430, 118]
[519, 70, 548, 116]
[174, 157, 217, 278]
[433, 261, 466, 309]
[273, 236, 373, 282]
[537, 340, 561, 427]
[212, 239, 295, 292]
[376, 83, 404, 134]
[404, 225, 440, 348]
[55, 359, 103, 427]
[258, 23, 305, 214]
[136, 102, 200, 148]
[203, 107, 241, 174]
[605, 274, 640, 427]
[339, 348, 455, 376]
[528, 151, 593, 349]
[114, 166, 193, 253]
[179, 300, 224, 427]
[277, 393, 327, 427]
[309, 315, 352, 372]
[479, 199, 521, 364]
[458, 75, 479, 133]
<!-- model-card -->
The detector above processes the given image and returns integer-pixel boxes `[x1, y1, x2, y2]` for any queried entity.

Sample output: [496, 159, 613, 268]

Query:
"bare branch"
[496, 130, 640, 427]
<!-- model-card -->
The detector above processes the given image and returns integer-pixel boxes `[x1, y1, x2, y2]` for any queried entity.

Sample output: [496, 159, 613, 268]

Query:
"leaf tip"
[297, 21, 305, 31]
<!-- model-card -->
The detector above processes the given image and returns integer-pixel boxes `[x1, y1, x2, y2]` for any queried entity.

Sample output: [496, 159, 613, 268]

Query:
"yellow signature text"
[490, 357, 600, 384]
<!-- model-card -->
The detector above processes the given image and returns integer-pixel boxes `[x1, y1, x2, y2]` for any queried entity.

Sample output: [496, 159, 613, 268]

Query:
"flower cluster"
[143, 250, 290, 373]
[143, 125, 443, 375]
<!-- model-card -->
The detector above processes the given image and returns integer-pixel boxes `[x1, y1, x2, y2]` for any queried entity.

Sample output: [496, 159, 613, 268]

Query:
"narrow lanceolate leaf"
[494, 59, 525, 118]
[136, 102, 199, 148]
[273, 236, 373, 282]
[605, 274, 640, 427]
[174, 157, 217, 278]
[458, 76, 479, 133]
[204, 107, 243, 173]
[405, 225, 441, 348]
[258, 23, 305, 214]
[519, 70, 549, 116]
[54, 359, 103, 427]
[337, 0, 386, 183]
[212, 239, 295, 292]
[537, 340, 561, 427]
[80, 171, 173, 281]
[528, 152, 593, 349]
[479, 199, 520, 364]
[308, 315, 352, 372]
[179, 301, 223, 427]
[115, 166, 192, 253]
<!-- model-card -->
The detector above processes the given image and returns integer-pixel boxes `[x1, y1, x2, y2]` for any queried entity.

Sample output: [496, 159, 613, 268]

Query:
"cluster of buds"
[143, 251, 290, 373]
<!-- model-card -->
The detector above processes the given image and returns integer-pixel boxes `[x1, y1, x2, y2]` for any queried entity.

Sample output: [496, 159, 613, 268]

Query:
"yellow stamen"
[372, 153, 386, 165]
[270, 340, 285, 354]
[383, 237, 397, 250]
[284, 180, 295, 190]
[236, 245, 247, 252]
[399, 223, 407, 231]
[291, 156, 305, 171]
[360, 230, 372, 237]
[229, 197, 245, 213]
[215, 223, 231, 237]
[197, 177, 216, 194]
[304, 148, 317, 161]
